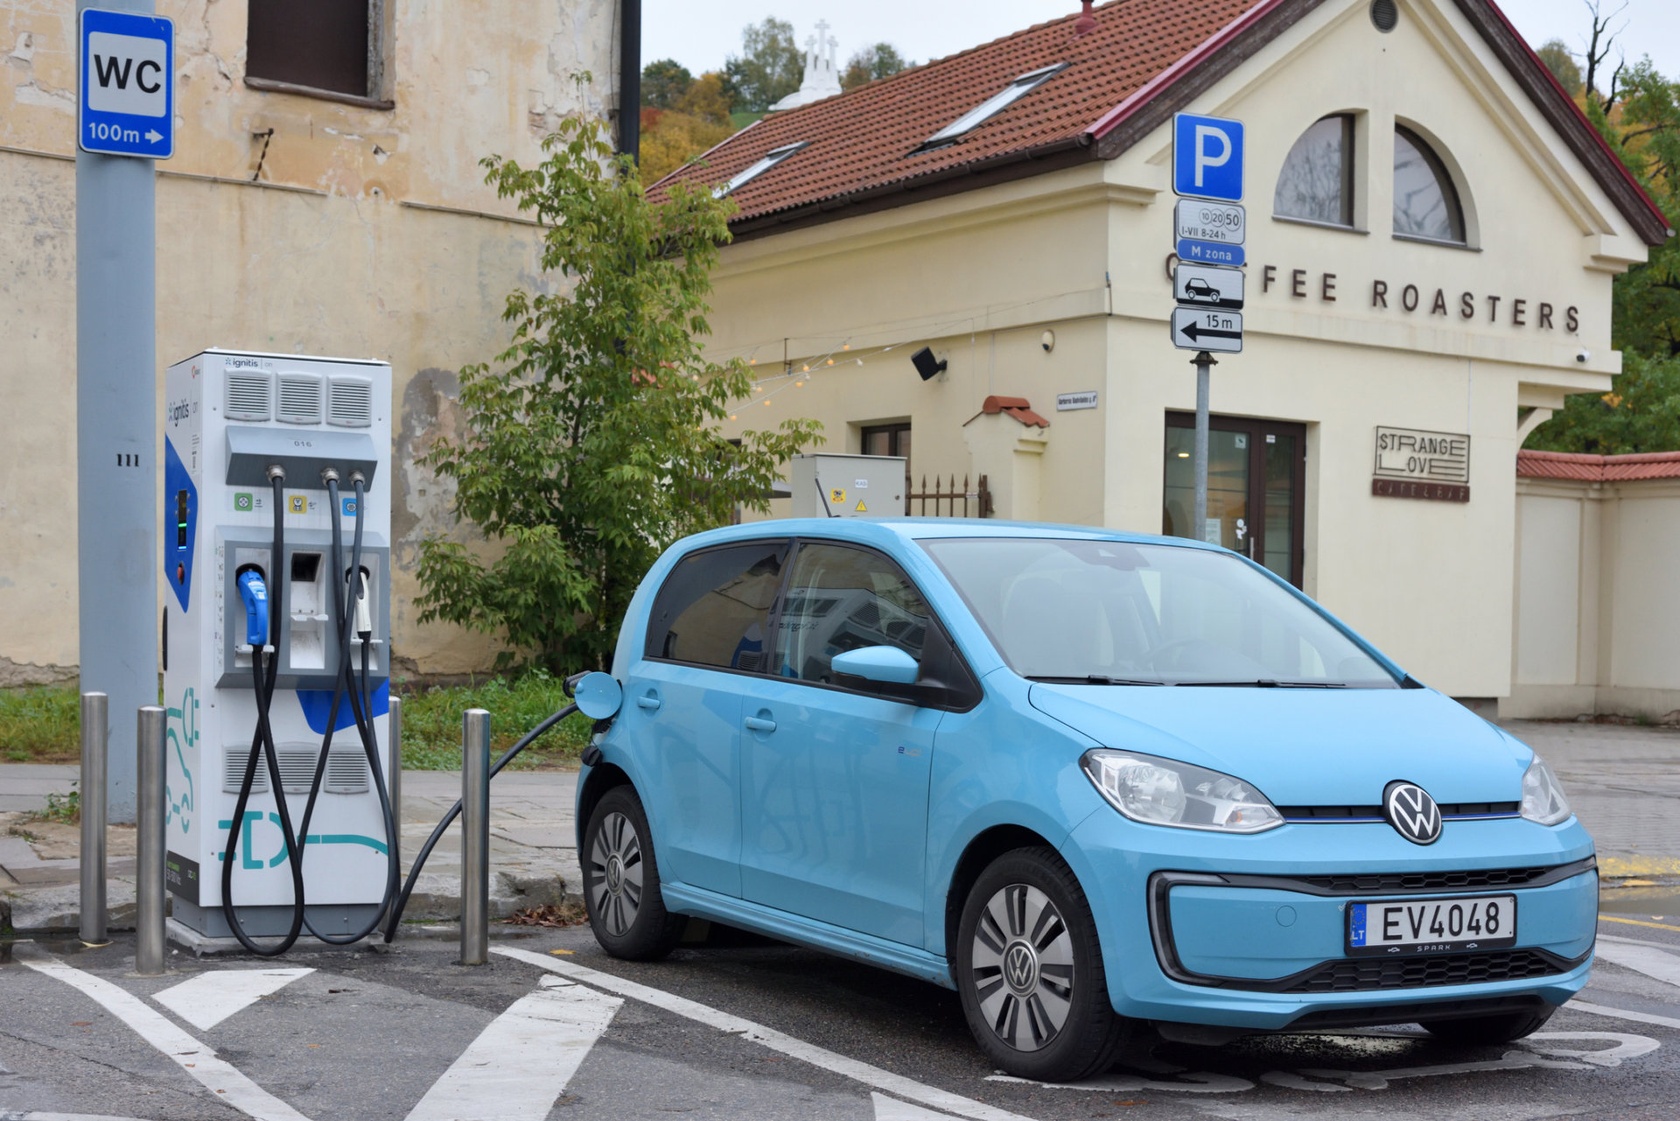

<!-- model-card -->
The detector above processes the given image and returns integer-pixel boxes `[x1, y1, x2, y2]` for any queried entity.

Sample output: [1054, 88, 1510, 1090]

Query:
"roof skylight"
[914, 63, 1068, 154]
[716, 142, 809, 197]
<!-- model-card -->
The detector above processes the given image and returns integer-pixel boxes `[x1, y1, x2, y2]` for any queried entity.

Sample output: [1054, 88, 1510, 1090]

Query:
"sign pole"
[1193, 351, 1215, 541]
[77, 0, 162, 823]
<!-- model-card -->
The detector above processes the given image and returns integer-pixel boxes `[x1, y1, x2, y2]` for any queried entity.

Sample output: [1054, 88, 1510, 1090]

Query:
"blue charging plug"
[237, 570, 269, 648]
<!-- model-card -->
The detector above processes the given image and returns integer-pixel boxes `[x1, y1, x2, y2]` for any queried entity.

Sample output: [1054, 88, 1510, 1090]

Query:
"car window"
[775, 543, 931, 684]
[645, 541, 788, 672]
[921, 537, 1397, 687]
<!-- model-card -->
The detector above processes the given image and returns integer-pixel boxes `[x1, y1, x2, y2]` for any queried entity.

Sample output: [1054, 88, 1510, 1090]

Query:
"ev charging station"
[162, 349, 397, 950]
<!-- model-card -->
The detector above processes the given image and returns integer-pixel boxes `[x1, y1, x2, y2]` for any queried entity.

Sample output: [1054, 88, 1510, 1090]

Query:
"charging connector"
[353, 568, 373, 638]
[236, 568, 269, 649]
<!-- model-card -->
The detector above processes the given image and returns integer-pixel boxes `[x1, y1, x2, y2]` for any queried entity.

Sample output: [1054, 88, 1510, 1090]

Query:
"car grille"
[1284, 950, 1565, 994]
[1279, 801, 1519, 821]
[1287, 866, 1559, 893]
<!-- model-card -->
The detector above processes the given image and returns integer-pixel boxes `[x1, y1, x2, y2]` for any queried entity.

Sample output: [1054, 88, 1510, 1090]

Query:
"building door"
[1163, 414, 1305, 587]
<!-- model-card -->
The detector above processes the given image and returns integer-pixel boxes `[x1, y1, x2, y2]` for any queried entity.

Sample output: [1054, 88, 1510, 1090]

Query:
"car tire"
[956, 847, 1134, 1081]
[1420, 1006, 1555, 1045]
[582, 786, 685, 961]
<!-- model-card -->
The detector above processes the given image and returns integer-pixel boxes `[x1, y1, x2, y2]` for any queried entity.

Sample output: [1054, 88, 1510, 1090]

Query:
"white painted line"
[1594, 940, 1680, 990]
[153, 968, 314, 1031]
[1570, 999, 1680, 1032]
[403, 976, 621, 1121]
[19, 955, 314, 1121]
[494, 947, 1039, 1121]
[872, 1091, 964, 1119]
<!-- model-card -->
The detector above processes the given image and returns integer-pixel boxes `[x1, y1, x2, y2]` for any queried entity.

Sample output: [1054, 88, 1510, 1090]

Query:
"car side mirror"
[831, 645, 920, 685]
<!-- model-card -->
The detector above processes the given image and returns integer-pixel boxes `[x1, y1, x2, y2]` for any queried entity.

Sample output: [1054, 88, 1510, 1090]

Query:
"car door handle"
[744, 715, 777, 733]
[636, 694, 662, 712]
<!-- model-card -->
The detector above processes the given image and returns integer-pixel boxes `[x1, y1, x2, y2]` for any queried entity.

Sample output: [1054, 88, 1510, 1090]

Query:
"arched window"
[1393, 125, 1465, 243]
[1273, 115, 1354, 227]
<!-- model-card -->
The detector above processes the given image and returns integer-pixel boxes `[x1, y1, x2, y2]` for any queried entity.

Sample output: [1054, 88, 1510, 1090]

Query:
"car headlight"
[1081, 749, 1283, 833]
[1520, 754, 1572, 826]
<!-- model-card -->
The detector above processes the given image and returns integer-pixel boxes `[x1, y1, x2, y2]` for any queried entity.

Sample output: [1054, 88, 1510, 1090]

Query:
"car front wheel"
[956, 847, 1133, 1081]
[582, 786, 685, 961]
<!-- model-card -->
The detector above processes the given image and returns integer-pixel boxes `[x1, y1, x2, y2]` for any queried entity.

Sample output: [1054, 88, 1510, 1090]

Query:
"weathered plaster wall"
[0, 0, 616, 678]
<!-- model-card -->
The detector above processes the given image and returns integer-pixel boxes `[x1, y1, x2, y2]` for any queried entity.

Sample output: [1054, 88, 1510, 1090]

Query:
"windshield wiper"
[1026, 675, 1166, 686]
[1174, 679, 1347, 688]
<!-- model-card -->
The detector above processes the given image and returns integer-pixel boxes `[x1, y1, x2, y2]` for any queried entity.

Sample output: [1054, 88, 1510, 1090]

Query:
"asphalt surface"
[1, 718, 1678, 1120]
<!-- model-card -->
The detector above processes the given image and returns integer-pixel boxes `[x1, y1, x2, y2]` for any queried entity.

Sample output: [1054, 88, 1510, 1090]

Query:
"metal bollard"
[461, 708, 490, 965]
[135, 706, 166, 976]
[79, 692, 108, 945]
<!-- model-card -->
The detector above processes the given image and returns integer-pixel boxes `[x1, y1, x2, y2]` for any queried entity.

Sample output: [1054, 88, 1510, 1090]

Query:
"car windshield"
[920, 537, 1399, 687]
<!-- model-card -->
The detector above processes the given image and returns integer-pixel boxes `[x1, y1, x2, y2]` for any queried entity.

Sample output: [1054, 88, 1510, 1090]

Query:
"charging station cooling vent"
[327, 376, 374, 428]
[277, 373, 325, 424]
[224, 749, 271, 795]
[225, 371, 273, 422]
[278, 743, 370, 795]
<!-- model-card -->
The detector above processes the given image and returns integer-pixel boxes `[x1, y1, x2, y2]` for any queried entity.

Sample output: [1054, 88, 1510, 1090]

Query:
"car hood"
[1028, 684, 1531, 807]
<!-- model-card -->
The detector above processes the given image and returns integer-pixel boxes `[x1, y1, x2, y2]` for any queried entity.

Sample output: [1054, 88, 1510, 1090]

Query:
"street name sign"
[1174, 198, 1245, 245]
[79, 8, 174, 159]
[1171, 307, 1243, 353]
[1173, 113, 1243, 201]
[1176, 238, 1245, 267]
[1174, 263, 1244, 310]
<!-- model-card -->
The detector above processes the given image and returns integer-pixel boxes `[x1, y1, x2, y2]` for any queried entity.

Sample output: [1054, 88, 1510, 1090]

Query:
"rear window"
[645, 541, 788, 672]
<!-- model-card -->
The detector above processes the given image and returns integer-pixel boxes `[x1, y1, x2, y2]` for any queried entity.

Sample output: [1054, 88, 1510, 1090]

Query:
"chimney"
[1074, 0, 1096, 37]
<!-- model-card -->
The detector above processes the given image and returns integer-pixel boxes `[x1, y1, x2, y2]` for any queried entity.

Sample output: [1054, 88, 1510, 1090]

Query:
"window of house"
[913, 64, 1067, 154]
[1273, 115, 1354, 227]
[861, 423, 911, 465]
[247, 0, 388, 105]
[1393, 125, 1466, 244]
[716, 142, 809, 197]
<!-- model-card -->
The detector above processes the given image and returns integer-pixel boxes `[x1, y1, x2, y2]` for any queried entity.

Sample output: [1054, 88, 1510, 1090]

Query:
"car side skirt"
[660, 881, 957, 989]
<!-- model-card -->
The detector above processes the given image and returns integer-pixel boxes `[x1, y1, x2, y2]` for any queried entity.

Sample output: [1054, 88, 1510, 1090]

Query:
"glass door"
[1163, 414, 1306, 587]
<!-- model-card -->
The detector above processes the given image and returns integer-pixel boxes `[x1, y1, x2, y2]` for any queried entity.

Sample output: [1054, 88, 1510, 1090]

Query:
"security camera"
[1041, 330, 1055, 353]
[1576, 348, 1591, 363]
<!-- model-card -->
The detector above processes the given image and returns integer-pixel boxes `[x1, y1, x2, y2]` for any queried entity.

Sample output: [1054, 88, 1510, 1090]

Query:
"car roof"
[672, 517, 1228, 555]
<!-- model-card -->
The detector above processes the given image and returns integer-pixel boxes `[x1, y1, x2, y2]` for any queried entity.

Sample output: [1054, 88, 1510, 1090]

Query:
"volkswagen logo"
[1384, 781, 1442, 845]
[1003, 941, 1039, 995]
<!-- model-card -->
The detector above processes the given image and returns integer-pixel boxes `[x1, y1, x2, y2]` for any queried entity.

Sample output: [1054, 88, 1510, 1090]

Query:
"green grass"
[0, 683, 81, 763]
[0, 673, 593, 771]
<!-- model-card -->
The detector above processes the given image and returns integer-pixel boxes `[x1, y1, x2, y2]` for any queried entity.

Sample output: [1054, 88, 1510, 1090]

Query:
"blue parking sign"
[79, 8, 174, 159]
[1173, 113, 1242, 202]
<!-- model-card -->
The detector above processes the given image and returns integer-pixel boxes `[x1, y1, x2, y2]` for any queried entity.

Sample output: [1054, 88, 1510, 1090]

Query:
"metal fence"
[905, 474, 993, 518]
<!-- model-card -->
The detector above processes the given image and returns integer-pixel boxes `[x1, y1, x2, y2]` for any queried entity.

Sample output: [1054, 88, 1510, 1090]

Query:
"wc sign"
[1173, 113, 1243, 202]
[79, 8, 174, 159]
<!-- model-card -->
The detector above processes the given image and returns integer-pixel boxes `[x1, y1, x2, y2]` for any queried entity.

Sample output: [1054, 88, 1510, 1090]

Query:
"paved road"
[3, 910, 1680, 1121]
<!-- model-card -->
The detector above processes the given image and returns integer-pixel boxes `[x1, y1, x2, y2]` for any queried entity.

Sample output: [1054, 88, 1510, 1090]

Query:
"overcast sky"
[642, 0, 1680, 87]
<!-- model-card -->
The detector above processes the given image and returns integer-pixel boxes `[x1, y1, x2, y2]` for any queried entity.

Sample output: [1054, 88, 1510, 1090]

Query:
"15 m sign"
[79, 8, 174, 159]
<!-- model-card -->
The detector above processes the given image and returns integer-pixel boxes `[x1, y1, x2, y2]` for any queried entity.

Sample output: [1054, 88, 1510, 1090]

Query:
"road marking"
[404, 976, 621, 1121]
[1601, 914, 1680, 934]
[1595, 940, 1680, 989]
[153, 968, 314, 1030]
[493, 947, 1039, 1121]
[872, 1092, 964, 1119]
[18, 955, 314, 1121]
[1572, 999, 1680, 1032]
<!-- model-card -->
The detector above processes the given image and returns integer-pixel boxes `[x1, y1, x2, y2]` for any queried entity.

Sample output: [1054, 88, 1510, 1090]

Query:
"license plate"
[1347, 894, 1517, 956]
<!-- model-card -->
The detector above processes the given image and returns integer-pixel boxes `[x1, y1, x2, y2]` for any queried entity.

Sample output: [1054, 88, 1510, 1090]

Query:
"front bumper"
[1061, 811, 1598, 1031]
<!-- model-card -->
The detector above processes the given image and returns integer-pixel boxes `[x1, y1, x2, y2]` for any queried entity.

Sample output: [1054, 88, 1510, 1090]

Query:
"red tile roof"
[969, 395, 1052, 429]
[1518, 450, 1680, 482]
[649, 0, 1670, 246]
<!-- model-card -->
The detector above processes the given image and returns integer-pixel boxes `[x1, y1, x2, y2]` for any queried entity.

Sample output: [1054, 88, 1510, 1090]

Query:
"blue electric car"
[575, 519, 1594, 1081]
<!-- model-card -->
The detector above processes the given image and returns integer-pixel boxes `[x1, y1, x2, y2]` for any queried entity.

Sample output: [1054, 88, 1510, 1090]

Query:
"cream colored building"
[656, 0, 1672, 707]
[0, 0, 620, 682]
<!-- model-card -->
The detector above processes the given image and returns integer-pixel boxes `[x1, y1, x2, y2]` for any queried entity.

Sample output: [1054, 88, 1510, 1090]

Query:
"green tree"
[641, 58, 694, 109]
[1527, 59, 1680, 453]
[1537, 39, 1583, 97]
[841, 43, 910, 91]
[723, 18, 803, 112]
[416, 115, 820, 672]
